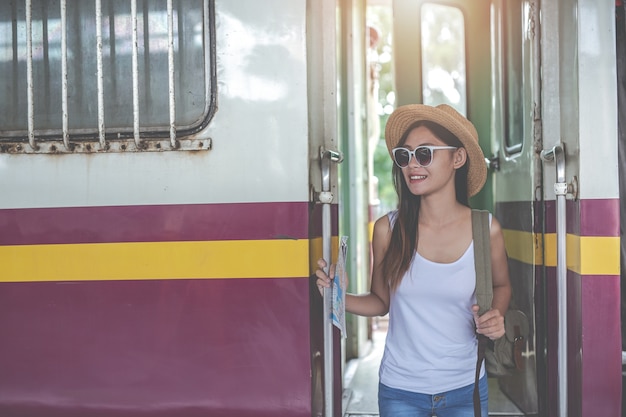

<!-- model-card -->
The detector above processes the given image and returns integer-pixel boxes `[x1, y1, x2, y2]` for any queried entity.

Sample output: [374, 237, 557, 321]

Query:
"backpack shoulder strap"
[472, 209, 493, 316]
[472, 209, 492, 417]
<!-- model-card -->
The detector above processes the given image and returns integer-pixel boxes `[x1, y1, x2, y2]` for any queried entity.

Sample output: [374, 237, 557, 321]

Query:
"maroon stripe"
[494, 200, 535, 232]
[502, 199, 619, 236]
[0, 202, 309, 245]
[543, 199, 619, 236]
[578, 198, 620, 236]
[0, 279, 312, 417]
[309, 203, 339, 238]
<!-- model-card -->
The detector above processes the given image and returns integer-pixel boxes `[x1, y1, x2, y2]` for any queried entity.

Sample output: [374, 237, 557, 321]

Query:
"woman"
[316, 104, 511, 417]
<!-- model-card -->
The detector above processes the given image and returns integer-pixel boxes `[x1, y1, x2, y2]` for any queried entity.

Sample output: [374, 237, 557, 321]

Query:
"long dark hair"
[381, 120, 469, 290]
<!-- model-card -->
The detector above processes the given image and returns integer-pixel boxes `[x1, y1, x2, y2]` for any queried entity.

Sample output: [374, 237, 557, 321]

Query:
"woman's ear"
[453, 147, 467, 169]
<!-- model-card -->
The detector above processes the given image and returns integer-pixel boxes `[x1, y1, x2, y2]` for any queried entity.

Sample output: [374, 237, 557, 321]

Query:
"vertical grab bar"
[319, 147, 342, 417]
[95, 0, 106, 149]
[25, 0, 37, 150]
[131, 0, 141, 148]
[167, 0, 177, 148]
[60, 0, 70, 150]
[540, 144, 567, 417]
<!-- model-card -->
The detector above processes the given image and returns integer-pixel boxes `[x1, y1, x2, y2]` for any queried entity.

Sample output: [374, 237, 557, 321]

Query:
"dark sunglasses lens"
[394, 149, 410, 167]
[415, 147, 432, 166]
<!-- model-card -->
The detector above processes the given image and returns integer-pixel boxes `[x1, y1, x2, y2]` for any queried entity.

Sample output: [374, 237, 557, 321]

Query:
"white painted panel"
[0, 0, 310, 209]
[577, 0, 619, 200]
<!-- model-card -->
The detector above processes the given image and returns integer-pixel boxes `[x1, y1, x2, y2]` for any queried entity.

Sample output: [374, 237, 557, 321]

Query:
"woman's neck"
[418, 196, 467, 227]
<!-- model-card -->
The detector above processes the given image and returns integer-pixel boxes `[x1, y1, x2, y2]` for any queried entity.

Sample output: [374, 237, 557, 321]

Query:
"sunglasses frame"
[391, 146, 458, 168]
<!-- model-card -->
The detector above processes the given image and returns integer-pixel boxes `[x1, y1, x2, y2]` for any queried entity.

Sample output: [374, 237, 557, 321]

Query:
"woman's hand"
[315, 258, 335, 296]
[472, 304, 505, 340]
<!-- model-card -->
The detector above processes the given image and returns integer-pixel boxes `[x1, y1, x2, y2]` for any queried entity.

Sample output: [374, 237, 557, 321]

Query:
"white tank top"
[379, 211, 486, 394]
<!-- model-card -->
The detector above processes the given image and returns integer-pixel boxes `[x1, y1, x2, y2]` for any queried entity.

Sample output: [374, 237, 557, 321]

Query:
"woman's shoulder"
[373, 211, 395, 235]
[375, 212, 392, 224]
[380, 209, 398, 226]
[372, 212, 394, 251]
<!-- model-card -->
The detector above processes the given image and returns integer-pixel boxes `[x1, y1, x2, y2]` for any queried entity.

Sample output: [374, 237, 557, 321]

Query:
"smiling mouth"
[410, 175, 426, 180]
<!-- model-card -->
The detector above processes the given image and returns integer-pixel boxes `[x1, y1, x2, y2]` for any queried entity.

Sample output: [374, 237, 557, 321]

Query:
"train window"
[502, 0, 523, 154]
[0, 0, 216, 153]
[420, 3, 466, 115]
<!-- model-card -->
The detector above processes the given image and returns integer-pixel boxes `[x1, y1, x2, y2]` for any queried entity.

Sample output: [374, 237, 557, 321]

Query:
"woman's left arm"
[489, 216, 512, 316]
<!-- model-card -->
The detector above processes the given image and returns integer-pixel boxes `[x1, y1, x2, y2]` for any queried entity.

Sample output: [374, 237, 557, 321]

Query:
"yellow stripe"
[571, 235, 620, 275]
[309, 236, 339, 273]
[1, 240, 310, 282]
[543, 234, 620, 274]
[502, 229, 542, 265]
[502, 229, 619, 275]
[543, 233, 556, 267]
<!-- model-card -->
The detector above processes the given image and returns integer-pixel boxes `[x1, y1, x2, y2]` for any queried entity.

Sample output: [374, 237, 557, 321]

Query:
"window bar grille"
[95, 0, 106, 149]
[11, 3, 18, 127]
[203, 0, 210, 112]
[60, 0, 70, 150]
[25, 0, 37, 150]
[167, 0, 177, 148]
[131, 0, 141, 147]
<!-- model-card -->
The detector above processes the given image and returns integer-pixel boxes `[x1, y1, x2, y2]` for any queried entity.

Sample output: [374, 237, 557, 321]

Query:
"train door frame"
[307, 0, 343, 415]
[490, 1, 623, 415]
[308, 0, 374, 414]
[618, 1, 626, 412]
[539, 0, 622, 416]
[490, 0, 542, 414]
[337, 0, 373, 363]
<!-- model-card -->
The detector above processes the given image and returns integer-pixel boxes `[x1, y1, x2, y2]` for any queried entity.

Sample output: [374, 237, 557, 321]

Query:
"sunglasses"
[391, 146, 457, 168]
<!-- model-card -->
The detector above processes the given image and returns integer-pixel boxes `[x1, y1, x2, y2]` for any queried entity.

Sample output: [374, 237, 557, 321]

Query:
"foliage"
[366, 4, 467, 215]
[367, 5, 397, 215]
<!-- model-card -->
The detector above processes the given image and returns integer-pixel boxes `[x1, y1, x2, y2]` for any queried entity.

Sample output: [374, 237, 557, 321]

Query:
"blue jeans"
[378, 375, 488, 417]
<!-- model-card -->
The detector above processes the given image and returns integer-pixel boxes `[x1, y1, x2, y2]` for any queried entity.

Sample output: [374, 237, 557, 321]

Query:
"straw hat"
[384, 104, 487, 197]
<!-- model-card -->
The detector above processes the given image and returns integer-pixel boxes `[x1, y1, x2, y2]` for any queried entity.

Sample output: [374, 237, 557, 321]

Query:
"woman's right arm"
[315, 215, 391, 317]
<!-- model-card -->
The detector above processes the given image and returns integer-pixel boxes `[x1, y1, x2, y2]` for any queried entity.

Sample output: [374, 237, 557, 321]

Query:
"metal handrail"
[540, 143, 567, 417]
[320, 146, 342, 417]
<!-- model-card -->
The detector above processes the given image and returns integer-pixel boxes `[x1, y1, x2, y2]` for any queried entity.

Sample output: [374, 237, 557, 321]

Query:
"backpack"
[471, 210, 530, 416]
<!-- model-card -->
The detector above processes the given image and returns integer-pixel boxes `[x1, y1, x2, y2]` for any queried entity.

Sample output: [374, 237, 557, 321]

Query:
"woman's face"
[396, 125, 463, 197]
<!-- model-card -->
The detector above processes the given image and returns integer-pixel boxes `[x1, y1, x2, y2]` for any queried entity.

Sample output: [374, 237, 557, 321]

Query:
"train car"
[0, 1, 369, 416]
[0, 0, 624, 417]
